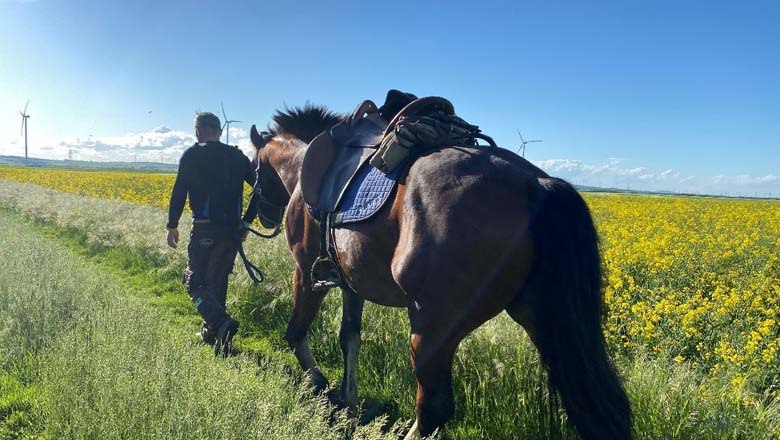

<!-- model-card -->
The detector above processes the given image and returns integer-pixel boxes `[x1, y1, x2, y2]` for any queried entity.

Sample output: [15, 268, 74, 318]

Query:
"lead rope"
[237, 241, 265, 284]
[238, 224, 283, 284]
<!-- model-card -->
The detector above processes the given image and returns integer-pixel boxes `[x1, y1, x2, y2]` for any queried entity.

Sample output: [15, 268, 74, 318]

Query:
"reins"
[245, 223, 282, 239]
[237, 150, 287, 284]
[236, 213, 284, 285]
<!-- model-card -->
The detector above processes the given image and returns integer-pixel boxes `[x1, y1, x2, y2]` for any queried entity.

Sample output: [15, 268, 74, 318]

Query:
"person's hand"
[166, 228, 179, 249]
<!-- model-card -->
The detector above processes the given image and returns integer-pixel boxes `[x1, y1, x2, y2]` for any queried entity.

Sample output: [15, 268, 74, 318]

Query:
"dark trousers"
[183, 223, 239, 330]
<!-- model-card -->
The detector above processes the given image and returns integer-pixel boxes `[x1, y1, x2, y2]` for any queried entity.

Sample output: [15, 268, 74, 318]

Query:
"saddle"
[300, 90, 497, 291]
[301, 100, 387, 215]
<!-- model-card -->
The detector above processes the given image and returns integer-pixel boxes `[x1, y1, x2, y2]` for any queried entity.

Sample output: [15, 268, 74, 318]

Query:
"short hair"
[194, 112, 222, 131]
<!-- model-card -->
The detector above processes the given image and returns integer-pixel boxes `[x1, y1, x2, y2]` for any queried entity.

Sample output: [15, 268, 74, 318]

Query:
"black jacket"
[167, 141, 257, 230]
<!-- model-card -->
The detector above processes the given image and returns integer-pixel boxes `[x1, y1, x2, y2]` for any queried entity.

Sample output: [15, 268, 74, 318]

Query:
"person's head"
[194, 112, 222, 142]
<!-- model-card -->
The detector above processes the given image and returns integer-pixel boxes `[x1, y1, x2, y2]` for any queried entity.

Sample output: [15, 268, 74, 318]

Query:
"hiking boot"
[196, 323, 216, 346]
[214, 318, 239, 358]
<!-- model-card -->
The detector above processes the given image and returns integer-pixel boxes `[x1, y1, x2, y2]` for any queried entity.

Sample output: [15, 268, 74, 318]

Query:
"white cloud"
[1, 124, 253, 164]
[227, 126, 246, 139]
[534, 158, 779, 196]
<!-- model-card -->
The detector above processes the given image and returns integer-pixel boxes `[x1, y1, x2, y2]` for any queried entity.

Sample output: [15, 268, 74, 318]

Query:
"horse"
[247, 104, 632, 439]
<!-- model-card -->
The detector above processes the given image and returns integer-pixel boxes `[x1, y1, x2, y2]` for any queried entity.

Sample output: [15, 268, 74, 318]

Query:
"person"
[166, 111, 257, 357]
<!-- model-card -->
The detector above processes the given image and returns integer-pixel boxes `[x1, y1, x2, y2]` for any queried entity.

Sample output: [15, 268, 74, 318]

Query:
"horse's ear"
[250, 124, 264, 150]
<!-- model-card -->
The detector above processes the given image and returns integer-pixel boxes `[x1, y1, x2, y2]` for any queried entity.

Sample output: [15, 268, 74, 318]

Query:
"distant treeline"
[0, 155, 178, 173]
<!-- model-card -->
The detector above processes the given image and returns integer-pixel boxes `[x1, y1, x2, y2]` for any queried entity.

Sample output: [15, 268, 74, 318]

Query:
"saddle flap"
[301, 127, 378, 213]
[301, 130, 336, 208]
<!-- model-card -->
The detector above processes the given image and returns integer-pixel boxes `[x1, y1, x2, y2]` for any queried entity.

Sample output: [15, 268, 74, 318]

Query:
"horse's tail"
[528, 177, 632, 440]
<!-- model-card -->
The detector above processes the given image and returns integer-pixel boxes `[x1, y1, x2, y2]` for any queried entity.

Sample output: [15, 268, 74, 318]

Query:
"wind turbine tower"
[516, 129, 542, 157]
[221, 102, 242, 146]
[20, 101, 31, 162]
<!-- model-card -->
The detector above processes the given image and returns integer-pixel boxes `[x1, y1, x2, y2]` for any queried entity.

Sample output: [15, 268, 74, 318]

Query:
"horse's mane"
[270, 104, 345, 144]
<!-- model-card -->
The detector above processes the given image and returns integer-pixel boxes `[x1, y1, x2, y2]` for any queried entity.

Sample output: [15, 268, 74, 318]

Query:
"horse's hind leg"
[403, 307, 463, 439]
[286, 266, 329, 392]
[339, 286, 364, 407]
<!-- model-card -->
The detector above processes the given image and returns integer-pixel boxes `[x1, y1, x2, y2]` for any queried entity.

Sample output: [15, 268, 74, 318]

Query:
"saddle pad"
[331, 161, 404, 226]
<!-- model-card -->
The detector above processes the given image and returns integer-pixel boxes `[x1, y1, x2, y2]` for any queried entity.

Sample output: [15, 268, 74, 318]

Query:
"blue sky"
[1, 0, 778, 195]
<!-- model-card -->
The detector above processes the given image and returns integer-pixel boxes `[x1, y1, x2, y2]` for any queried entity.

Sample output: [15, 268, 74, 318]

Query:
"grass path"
[0, 209, 397, 440]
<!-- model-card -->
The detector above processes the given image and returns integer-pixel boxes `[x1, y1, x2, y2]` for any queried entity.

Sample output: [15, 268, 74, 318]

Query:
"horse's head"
[248, 125, 291, 229]
[248, 105, 344, 228]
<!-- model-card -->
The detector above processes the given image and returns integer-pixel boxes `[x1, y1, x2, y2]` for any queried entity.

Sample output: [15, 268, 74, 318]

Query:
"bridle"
[246, 131, 288, 239]
[237, 132, 290, 284]
[238, 180, 285, 284]
[247, 183, 286, 239]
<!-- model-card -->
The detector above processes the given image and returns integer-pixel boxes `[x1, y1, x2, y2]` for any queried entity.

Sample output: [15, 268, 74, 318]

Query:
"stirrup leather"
[310, 212, 342, 292]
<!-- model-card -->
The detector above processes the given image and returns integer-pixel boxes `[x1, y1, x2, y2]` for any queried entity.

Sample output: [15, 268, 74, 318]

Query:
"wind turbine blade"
[221, 101, 227, 119]
[528, 140, 543, 143]
[517, 129, 525, 143]
[23, 100, 29, 115]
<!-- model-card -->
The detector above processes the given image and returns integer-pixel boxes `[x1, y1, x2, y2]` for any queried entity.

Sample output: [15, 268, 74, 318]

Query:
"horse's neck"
[269, 138, 305, 196]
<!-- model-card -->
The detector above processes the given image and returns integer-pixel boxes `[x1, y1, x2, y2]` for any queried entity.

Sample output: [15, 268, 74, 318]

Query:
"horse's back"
[401, 146, 546, 246]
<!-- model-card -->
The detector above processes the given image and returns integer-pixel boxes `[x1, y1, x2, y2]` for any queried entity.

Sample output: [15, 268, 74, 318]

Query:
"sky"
[0, 0, 778, 196]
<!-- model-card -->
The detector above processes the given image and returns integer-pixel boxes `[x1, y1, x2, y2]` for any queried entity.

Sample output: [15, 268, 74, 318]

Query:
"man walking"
[166, 111, 257, 357]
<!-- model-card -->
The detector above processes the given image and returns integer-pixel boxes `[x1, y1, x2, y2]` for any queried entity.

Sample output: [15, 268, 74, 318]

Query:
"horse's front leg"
[285, 266, 329, 392]
[339, 286, 364, 407]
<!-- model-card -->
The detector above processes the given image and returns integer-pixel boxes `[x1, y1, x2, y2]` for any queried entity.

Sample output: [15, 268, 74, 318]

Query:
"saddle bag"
[370, 97, 497, 173]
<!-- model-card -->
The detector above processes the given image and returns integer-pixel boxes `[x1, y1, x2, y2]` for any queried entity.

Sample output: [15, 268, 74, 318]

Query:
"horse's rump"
[333, 146, 547, 307]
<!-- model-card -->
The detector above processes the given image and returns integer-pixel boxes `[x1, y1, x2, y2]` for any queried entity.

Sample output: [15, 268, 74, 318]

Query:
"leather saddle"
[298, 90, 490, 292]
[301, 100, 388, 214]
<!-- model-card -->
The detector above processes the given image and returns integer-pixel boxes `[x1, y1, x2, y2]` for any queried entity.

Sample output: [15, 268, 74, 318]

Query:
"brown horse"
[248, 105, 632, 439]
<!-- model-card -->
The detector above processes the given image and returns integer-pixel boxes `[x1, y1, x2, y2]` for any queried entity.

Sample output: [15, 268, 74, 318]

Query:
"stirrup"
[311, 257, 341, 292]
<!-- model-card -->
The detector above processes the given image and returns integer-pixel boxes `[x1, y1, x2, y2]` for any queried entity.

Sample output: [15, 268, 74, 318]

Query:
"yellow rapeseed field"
[0, 166, 175, 208]
[2, 165, 779, 397]
[587, 194, 780, 399]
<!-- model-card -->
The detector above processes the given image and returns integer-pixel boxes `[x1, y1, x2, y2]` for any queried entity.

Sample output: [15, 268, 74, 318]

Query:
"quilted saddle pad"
[330, 161, 405, 226]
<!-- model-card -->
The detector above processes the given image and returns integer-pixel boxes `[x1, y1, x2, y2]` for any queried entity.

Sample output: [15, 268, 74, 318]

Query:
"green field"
[1, 178, 779, 439]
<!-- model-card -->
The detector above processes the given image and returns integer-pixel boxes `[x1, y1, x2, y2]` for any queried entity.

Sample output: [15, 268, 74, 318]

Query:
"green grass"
[1, 181, 779, 439]
[0, 210, 398, 440]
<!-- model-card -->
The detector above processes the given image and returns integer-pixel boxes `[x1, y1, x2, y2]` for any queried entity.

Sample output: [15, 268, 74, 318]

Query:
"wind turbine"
[516, 129, 542, 157]
[19, 100, 31, 162]
[220, 102, 241, 145]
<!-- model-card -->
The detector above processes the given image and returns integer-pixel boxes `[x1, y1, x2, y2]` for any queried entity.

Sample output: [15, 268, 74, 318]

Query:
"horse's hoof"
[323, 390, 358, 415]
[304, 369, 330, 394]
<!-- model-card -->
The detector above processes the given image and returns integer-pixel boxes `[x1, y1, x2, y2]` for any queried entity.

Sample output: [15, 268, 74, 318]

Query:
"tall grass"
[1, 179, 779, 439]
[0, 209, 397, 439]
